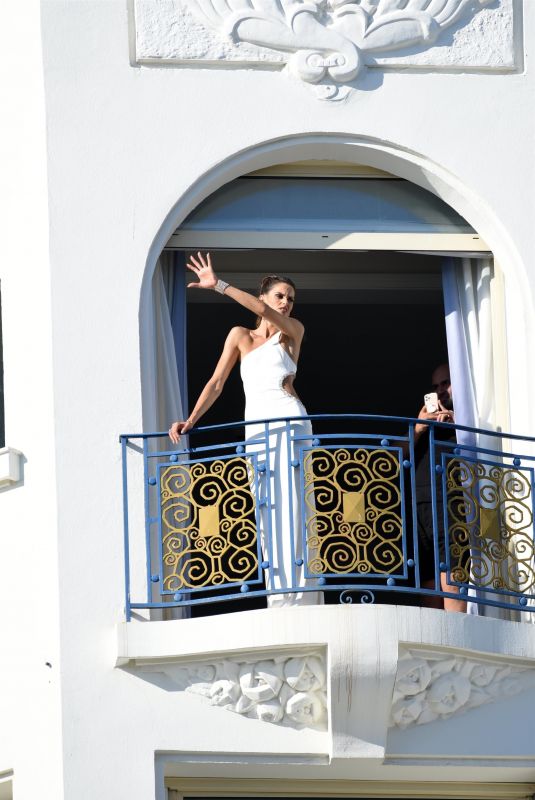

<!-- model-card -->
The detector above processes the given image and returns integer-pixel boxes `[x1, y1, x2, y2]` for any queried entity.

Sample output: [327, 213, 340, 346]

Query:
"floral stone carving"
[390, 646, 535, 729]
[134, 0, 509, 99]
[141, 652, 327, 730]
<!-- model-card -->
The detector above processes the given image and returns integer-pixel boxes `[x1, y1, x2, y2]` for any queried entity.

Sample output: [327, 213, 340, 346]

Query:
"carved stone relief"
[140, 651, 328, 730]
[133, 0, 514, 99]
[390, 646, 535, 729]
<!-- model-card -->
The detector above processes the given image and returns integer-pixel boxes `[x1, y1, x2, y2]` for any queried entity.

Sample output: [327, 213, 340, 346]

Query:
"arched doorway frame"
[140, 133, 535, 435]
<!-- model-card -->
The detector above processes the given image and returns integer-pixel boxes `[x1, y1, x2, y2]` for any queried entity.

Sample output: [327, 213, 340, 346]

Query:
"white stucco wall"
[0, 2, 64, 798]
[1, 1, 535, 798]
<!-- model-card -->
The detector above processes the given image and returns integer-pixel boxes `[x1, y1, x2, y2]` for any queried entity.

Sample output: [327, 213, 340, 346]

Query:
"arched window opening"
[125, 164, 533, 623]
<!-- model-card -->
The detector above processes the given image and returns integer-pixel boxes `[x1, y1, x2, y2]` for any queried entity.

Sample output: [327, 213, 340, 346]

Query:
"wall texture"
[0, 1, 534, 798]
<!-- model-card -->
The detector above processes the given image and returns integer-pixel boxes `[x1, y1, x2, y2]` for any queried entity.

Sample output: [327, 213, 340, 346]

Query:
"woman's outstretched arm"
[187, 252, 304, 342]
[168, 327, 241, 443]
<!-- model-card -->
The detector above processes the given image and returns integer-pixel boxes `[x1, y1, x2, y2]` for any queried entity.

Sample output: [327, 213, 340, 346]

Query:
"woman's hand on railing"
[168, 419, 194, 444]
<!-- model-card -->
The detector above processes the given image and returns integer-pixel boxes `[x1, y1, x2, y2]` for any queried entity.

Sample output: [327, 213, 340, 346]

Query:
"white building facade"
[1, 1, 535, 799]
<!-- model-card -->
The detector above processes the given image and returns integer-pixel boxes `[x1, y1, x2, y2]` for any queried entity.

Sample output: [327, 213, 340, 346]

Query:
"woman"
[169, 252, 321, 606]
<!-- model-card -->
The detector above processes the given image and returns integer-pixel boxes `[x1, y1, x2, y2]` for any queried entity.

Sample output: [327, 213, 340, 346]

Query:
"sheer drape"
[443, 258, 519, 620]
[442, 257, 495, 446]
[141, 252, 183, 434]
[141, 253, 189, 619]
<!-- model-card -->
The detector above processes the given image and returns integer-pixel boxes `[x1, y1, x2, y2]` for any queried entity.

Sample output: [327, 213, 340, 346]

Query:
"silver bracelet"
[214, 279, 229, 295]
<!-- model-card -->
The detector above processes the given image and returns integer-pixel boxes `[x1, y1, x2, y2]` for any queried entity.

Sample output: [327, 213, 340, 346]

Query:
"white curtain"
[443, 258, 522, 620]
[443, 257, 495, 442]
[141, 252, 183, 434]
[140, 252, 189, 619]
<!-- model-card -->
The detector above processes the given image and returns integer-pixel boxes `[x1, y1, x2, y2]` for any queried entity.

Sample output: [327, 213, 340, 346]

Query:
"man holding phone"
[412, 363, 466, 613]
[419, 363, 454, 423]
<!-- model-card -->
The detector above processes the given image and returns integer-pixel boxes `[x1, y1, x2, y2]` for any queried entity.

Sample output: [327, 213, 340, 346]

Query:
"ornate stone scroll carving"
[134, 0, 512, 100]
[390, 646, 535, 729]
[141, 651, 327, 730]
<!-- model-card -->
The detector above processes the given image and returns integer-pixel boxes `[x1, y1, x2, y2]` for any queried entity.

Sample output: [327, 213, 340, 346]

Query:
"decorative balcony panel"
[160, 455, 260, 592]
[120, 415, 535, 618]
[444, 455, 535, 596]
[303, 447, 405, 578]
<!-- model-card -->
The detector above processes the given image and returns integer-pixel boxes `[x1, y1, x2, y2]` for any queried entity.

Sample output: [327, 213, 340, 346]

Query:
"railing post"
[285, 418, 297, 592]
[408, 422, 420, 590]
[142, 437, 153, 606]
[428, 423, 441, 596]
[121, 435, 132, 622]
[263, 421, 275, 595]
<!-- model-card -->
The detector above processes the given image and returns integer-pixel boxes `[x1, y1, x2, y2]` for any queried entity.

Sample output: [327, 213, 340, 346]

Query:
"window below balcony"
[165, 777, 535, 800]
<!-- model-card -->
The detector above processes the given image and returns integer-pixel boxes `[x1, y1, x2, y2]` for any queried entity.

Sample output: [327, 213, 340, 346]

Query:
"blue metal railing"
[120, 415, 535, 620]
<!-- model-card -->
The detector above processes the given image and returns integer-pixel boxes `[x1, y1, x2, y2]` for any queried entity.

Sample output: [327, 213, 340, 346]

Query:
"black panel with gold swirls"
[160, 456, 259, 592]
[303, 447, 404, 577]
[445, 457, 535, 594]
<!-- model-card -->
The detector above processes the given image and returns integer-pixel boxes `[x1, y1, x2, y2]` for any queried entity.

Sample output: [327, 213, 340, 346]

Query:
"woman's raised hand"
[186, 251, 217, 290]
[168, 418, 194, 444]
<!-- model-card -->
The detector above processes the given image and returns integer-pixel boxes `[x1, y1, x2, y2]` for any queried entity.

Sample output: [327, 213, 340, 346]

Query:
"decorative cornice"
[390, 646, 535, 729]
[140, 650, 328, 730]
[134, 0, 512, 100]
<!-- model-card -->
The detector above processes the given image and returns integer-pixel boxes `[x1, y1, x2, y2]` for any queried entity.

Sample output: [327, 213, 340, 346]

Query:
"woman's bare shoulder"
[227, 325, 253, 339]
[224, 326, 254, 347]
[282, 318, 304, 338]
[280, 319, 304, 344]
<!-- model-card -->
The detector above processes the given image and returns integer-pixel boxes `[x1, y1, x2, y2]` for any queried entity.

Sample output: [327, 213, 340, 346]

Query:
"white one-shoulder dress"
[240, 331, 322, 606]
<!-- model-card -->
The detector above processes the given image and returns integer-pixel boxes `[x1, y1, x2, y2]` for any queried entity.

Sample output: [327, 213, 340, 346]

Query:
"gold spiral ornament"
[445, 457, 535, 594]
[160, 457, 258, 591]
[303, 447, 403, 576]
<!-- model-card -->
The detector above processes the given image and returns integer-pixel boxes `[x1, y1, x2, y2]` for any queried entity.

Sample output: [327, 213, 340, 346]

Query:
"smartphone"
[424, 392, 439, 413]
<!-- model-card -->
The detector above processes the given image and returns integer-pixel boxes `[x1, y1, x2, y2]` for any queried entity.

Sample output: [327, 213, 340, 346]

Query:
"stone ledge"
[117, 606, 535, 766]
[117, 605, 535, 666]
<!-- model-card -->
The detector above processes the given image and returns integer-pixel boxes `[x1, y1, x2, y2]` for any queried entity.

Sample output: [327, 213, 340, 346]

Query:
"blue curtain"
[168, 252, 188, 418]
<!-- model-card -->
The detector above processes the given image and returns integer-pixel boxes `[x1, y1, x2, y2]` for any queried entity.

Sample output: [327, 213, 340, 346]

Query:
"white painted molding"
[166, 777, 535, 800]
[390, 646, 535, 729]
[139, 650, 327, 730]
[133, 0, 513, 99]
[0, 447, 23, 487]
[167, 231, 491, 251]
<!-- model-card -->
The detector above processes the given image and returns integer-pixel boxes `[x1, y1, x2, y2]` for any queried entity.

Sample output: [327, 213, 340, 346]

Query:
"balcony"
[120, 415, 535, 620]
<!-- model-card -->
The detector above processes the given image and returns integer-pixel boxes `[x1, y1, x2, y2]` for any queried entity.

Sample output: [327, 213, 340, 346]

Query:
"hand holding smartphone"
[424, 392, 439, 413]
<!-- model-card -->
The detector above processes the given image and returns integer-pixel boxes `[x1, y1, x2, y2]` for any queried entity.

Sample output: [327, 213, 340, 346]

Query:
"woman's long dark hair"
[255, 274, 296, 328]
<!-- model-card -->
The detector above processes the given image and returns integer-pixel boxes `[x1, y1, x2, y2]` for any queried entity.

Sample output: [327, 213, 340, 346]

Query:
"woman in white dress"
[169, 252, 321, 606]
